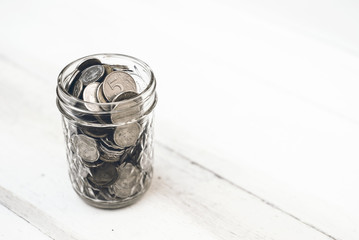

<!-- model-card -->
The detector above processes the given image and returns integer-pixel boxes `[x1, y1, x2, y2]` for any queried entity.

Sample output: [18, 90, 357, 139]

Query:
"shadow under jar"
[56, 54, 157, 209]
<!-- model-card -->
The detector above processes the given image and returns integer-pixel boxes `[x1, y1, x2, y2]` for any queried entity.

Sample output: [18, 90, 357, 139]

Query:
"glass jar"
[56, 54, 157, 209]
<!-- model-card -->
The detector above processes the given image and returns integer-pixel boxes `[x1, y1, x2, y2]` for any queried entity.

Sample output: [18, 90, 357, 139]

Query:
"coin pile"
[64, 58, 152, 202]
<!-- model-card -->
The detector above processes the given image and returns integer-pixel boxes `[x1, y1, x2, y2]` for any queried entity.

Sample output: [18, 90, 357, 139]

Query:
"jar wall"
[57, 54, 157, 209]
[62, 113, 154, 208]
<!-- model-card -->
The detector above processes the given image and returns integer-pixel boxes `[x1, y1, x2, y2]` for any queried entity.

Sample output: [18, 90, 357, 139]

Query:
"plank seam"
[0, 52, 340, 240]
[0, 186, 79, 240]
[157, 141, 338, 240]
[1, 203, 55, 240]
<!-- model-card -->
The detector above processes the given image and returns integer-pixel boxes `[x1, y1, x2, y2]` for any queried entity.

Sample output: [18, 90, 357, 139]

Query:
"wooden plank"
[0, 0, 358, 239]
[0, 60, 332, 240]
[0, 204, 51, 240]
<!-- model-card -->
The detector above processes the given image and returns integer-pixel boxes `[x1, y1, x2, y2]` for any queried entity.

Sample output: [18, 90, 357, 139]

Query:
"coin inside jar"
[79, 125, 108, 138]
[79, 65, 105, 86]
[74, 134, 100, 163]
[110, 64, 130, 72]
[103, 64, 113, 75]
[83, 82, 101, 111]
[113, 122, 141, 148]
[82, 159, 104, 168]
[103, 71, 137, 102]
[96, 82, 111, 111]
[110, 91, 141, 124]
[99, 142, 124, 163]
[72, 80, 83, 99]
[100, 136, 124, 150]
[112, 163, 141, 198]
[87, 163, 118, 187]
[112, 91, 138, 102]
[67, 70, 82, 96]
[111, 100, 142, 124]
[77, 58, 102, 71]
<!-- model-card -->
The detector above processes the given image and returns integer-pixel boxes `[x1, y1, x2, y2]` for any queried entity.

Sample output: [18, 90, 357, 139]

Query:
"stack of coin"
[64, 58, 152, 202]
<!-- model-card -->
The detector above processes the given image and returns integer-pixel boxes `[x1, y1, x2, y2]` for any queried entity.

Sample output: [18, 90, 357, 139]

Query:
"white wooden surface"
[0, 0, 358, 239]
[0, 204, 51, 240]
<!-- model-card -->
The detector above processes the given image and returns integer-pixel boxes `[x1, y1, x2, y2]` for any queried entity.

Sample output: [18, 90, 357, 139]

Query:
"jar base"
[72, 185, 150, 209]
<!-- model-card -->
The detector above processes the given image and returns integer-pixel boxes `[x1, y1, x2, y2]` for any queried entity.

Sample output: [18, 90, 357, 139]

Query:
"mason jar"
[56, 54, 157, 209]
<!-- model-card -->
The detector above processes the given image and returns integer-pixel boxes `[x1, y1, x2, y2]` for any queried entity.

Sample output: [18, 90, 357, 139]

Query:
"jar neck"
[56, 54, 157, 127]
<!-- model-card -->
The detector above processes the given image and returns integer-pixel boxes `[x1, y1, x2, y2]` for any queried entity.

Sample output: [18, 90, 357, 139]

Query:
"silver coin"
[83, 82, 101, 111]
[111, 100, 142, 124]
[66, 69, 77, 91]
[74, 134, 100, 163]
[110, 92, 141, 124]
[74, 156, 90, 178]
[96, 82, 111, 111]
[87, 163, 118, 187]
[99, 143, 124, 163]
[112, 163, 141, 198]
[67, 70, 82, 97]
[104, 64, 113, 75]
[77, 58, 102, 71]
[72, 80, 83, 99]
[69, 130, 81, 153]
[100, 137, 124, 150]
[112, 91, 139, 102]
[113, 122, 141, 148]
[110, 64, 129, 72]
[80, 125, 108, 138]
[79, 65, 105, 86]
[103, 71, 137, 102]
[82, 159, 104, 168]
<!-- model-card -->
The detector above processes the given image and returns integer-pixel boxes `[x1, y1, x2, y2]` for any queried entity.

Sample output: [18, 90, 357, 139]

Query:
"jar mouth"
[56, 53, 157, 125]
[57, 53, 155, 107]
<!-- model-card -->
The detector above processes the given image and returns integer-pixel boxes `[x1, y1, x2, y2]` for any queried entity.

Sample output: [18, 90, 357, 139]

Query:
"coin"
[100, 136, 124, 150]
[111, 163, 141, 198]
[120, 150, 138, 167]
[65, 69, 77, 91]
[72, 80, 83, 99]
[73, 156, 90, 178]
[110, 64, 129, 72]
[80, 125, 108, 138]
[99, 142, 124, 163]
[96, 82, 111, 111]
[74, 134, 100, 163]
[112, 91, 138, 102]
[83, 82, 101, 111]
[87, 163, 118, 187]
[77, 58, 102, 71]
[111, 100, 142, 124]
[82, 159, 104, 168]
[113, 122, 141, 148]
[129, 129, 147, 165]
[70, 133, 78, 153]
[103, 71, 137, 102]
[79, 65, 105, 86]
[67, 70, 82, 98]
[110, 92, 141, 124]
[104, 64, 113, 75]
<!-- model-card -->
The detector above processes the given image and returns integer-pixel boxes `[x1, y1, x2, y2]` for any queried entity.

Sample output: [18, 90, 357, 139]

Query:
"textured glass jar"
[56, 54, 157, 209]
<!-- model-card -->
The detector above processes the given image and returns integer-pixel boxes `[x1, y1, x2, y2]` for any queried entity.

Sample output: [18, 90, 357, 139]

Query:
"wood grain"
[0, 0, 358, 239]
[0, 59, 333, 239]
[0, 204, 51, 240]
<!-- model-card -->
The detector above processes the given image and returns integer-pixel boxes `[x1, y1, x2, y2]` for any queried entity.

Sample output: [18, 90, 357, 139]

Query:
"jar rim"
[57, 53, 156, 108]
